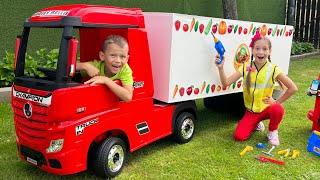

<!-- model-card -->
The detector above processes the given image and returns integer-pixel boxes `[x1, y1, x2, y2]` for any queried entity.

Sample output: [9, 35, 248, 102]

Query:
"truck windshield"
[23, 27, 62, 81]
[15, 26, 80, 91]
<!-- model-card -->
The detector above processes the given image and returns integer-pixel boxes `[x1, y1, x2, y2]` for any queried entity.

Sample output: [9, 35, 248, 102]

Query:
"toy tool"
[291, 150, 300, 159]
[240, 145, 253, 157]
[211, 32, 225, 64]
[277, 148, 290, 157]
[256, 155, 285, 165]
[256, 143, 267, 149]
[262, 146, 275, 156]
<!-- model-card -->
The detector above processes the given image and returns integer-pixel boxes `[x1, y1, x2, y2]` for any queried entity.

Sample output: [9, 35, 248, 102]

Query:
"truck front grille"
[12, 99, 50, 147]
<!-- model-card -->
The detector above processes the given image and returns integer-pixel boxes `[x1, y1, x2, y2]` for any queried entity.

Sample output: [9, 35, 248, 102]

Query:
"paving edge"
[0, 87, 11, 103]
[291, 51, 320, 61]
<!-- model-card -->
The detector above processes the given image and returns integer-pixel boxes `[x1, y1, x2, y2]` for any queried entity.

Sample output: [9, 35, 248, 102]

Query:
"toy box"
[307, 131, 320, 157]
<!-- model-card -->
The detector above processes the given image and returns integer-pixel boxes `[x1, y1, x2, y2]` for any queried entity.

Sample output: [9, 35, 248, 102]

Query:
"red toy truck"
[307, 74, 320, 131]
[12, 4, 294, 178]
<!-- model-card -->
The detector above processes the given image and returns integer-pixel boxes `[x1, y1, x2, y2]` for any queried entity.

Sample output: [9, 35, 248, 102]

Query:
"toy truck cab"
[12, 4, 196, 178]
[307, 75, 320, 131]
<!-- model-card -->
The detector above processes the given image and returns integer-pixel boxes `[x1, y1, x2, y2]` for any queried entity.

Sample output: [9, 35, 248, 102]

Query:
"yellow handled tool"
[240, 146, 253, 157]
[277, 148, 290, 157]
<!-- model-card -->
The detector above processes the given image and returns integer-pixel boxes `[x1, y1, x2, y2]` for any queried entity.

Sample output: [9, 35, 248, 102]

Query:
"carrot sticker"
[190, 17, 195, 32]
[248, 23, 253, 34]
[173, 84, 179, 98]
[200, 81, 206, 93]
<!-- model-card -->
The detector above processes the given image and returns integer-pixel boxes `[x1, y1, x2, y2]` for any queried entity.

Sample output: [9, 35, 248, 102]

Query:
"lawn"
[1, 56, 320, 179]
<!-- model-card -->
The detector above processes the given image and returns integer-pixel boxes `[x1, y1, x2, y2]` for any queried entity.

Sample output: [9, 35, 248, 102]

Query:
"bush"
[0, 52, 15, 87]
[291, 41, 314, 55]
[0, 49, 58, 87]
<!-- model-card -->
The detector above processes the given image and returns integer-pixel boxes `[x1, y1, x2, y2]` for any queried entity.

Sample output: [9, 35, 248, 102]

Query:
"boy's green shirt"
[81, 60, 133, 86]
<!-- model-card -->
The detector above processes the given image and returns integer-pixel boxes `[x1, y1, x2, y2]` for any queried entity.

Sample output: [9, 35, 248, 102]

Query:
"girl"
[215, 32, 298, 146]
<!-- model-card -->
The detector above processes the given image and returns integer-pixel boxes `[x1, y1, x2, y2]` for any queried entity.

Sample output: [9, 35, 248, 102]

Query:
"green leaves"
[0, 52, 15, 87]
[0, 48, 58, 87]
[291, 41, 314, 55]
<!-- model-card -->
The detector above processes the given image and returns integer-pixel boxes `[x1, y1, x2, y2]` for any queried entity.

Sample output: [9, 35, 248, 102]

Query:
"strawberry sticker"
[194, 88, 199, 95]
[186, 86, 193, 95]
[175, 20, 181, 31]
[179, 87, 185, 96]
[211, 84, 216, 93]
[183, 24, 189, 32]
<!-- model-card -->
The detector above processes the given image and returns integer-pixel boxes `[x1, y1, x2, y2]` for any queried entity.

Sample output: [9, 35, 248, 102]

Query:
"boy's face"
[99, 43, 129, 76]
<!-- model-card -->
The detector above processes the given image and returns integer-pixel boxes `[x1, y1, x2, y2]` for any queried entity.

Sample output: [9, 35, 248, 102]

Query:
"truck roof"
[26, 4, 145, 28]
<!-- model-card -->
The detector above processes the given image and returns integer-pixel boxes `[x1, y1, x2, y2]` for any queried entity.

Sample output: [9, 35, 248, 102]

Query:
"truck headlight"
[46, 139, 64, 153]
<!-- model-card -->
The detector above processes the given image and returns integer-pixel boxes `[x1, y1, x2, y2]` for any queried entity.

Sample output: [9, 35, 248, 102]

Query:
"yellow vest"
[242, 61, 279, 113]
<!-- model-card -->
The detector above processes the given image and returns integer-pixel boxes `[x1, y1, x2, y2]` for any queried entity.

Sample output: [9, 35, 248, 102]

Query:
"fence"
[293, 0, 320, 48]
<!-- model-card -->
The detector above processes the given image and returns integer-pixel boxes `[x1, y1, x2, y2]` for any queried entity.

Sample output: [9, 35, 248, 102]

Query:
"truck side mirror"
[14, 36, 22, 70]
[67, 38, 78, 77]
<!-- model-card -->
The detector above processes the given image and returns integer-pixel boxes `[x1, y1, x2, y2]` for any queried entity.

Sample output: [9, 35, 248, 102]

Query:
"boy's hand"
[84, 76, 109, 85]
[263, 96, 275, 104]
[84, 64, 100, 77]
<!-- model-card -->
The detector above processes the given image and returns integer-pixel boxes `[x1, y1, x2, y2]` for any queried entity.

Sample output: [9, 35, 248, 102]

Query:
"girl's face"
[252, 39, 271, 64]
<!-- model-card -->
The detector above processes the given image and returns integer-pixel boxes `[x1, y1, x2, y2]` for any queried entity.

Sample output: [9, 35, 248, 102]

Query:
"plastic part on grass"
[277, 148, 290, 157]
[290, 150, 300, 159]
[256, 143, 267, 149]
[240, 145, 253, 157]
[256, 155, 285, 165]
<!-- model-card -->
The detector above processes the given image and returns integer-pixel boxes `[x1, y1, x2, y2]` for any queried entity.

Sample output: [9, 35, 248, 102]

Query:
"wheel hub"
[181, 118, 194, 139]
[107, 145, 124, 173]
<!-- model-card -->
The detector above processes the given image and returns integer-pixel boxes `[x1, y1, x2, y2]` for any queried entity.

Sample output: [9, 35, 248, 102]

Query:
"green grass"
[1, 56, 320, 179]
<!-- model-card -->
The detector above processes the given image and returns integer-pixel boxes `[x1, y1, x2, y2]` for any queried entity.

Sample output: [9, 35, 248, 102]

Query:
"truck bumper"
[17, 143, 87, 175]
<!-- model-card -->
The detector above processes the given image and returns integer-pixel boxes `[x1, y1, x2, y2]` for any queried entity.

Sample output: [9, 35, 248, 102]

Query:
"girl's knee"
[271, 103, 285, 115]
[234, 132, 250, 141]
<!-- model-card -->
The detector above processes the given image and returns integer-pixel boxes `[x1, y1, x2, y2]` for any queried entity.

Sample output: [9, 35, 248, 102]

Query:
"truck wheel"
[174, 112, 195, 144]
[93, 137, 127, 178]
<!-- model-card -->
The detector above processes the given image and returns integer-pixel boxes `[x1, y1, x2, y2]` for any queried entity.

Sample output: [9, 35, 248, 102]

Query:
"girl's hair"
[245, 34, 272, 92]
[101, 35, 128, 52]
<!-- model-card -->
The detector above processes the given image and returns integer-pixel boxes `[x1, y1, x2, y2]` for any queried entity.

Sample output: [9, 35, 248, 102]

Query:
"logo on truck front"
[13, 88, 52, 106]
[23, 103, 32, 119]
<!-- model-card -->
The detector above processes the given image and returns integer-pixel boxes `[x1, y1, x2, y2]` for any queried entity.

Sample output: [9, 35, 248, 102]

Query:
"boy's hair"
[101, 35, 129, 52]
[246, 35, 272, 92]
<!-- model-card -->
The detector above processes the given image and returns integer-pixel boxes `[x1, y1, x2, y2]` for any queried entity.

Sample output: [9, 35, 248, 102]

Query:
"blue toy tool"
[211, 32, 225, 64]
[256, 143, 267, 149]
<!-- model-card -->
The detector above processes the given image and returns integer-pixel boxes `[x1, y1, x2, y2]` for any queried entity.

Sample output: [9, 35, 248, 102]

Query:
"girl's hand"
[215, 55, 225, 69]
[263, 96, 275, 104]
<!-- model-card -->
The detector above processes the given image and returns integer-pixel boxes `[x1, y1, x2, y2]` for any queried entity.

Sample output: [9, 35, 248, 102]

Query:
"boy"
[77, 35, 133, 102]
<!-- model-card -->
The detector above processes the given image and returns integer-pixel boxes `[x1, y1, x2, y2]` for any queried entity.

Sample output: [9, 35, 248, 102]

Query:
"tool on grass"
[277, 148, 290, 157]
[262, 146, 275, 156]
[256, 143, 267, 149]
[256, 155, 285, 165]
[290, 150, 300, 159]
[240, 145, 253, 157]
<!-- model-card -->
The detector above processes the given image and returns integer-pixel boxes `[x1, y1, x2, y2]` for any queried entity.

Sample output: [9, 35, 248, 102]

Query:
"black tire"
[173, 112, 195, 144]
[93, 137, 127, 178]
